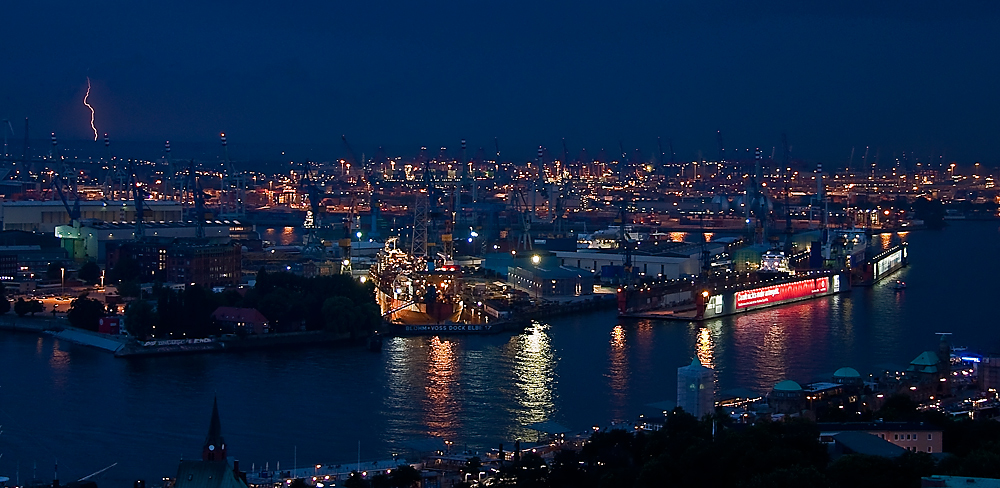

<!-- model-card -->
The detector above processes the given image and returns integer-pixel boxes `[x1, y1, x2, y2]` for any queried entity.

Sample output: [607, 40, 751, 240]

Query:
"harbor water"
[1, 221, 999, 487]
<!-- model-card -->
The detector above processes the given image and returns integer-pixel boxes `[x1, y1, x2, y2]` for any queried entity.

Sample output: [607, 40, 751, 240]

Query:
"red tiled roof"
[211, 306, 268, 324]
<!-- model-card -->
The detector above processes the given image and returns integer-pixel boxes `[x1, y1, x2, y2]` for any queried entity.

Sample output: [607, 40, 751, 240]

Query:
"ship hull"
[618, 271, 850, 321]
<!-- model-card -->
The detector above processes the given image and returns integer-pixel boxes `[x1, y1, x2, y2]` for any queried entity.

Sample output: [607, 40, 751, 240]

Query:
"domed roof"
[773, 380, 802, 391]
[833, 367, 861, 378]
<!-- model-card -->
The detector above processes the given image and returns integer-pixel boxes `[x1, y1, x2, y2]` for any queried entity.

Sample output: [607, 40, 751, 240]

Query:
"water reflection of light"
[425, 336, 458, 438]
[880, 233, 891, 251]
[606, 325, 629, 422]
[49, 339, 70, 389]
[506, 322, 556, 434]
[696, 327, 714, 369]
[760, 323, 788, 385]
[703, 232, 714, 242]
[668, 232, 688, 242]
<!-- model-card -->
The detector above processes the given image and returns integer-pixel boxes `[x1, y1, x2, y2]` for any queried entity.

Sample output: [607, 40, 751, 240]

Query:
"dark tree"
[79, 261, 101, 285]
[386, 465, 420, 488]
[67, 293, 106, 331]
[118, 280, 140, 298]
[124, 299, 156, 339]
[47, 261, 65, 280]
[110, 255, 141, 283]
[342, 471, 369, 488]
[0, 282, 9, 315]
[14, 298, 28, 317]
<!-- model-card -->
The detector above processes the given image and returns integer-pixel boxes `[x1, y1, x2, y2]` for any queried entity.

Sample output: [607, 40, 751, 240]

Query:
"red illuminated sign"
[735, 278, 828, 309]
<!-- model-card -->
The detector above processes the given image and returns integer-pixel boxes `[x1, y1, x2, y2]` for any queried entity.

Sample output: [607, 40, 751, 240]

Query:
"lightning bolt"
[83, 77, 98, 141]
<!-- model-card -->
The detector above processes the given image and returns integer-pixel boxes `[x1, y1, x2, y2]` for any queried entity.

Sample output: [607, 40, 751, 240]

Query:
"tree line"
[121, 270, 380, 340]
[433, 396, 1000, 488]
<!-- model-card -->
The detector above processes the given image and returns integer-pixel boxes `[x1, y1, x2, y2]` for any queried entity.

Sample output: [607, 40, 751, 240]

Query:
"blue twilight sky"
[1, 1, 999, 165]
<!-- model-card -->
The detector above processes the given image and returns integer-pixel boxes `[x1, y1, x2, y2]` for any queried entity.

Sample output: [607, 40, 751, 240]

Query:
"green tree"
[110, 255, 141, 283]
[118, 280, 140, 298]
[322, 296, 358, 333]
[342, 471, 369, 488]
[124, 299, 156, 339]
[386, 465, 420, 488]
[14, 297, 29, 316]
[0, 282, 10, 315]
[877, 394, 922, 422]
[460, 457, 482, 480]
[744, 465, 832, 488]
[67, 293, 106, 331]
[79, 261, 101, 285]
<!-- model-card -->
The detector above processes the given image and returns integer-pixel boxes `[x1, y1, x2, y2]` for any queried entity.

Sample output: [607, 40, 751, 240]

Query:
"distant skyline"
[2, 1, 999, 165]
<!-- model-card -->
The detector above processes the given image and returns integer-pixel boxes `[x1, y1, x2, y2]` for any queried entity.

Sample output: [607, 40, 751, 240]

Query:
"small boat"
[892, 280, 906, 291]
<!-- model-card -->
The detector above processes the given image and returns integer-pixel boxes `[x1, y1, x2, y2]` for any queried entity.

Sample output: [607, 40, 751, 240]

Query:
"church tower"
[202, 397, 227, 462]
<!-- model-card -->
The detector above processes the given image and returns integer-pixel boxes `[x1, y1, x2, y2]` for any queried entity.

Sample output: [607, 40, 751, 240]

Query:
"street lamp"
[531, 255, 540, 265]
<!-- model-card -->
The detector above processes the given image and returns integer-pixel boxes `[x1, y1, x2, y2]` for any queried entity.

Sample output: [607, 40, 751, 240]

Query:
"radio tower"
[219, 133, 245, 219]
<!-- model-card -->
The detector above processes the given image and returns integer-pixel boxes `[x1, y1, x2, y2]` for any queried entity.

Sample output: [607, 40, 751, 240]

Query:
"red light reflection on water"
[424, 336, 457, 438]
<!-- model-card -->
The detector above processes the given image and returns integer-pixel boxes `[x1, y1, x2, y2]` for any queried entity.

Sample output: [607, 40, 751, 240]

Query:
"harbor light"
[531, 255, 540, 265]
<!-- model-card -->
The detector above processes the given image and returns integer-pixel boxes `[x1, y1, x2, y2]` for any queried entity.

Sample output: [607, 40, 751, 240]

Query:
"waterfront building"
[819, 422, 942, 454]
[106, 239, 241, 287]
[212, 307, 270, 335]
[507, 263, 592, 297]
[677, 358, 714, 418]
[906, 336, 953, 399]
[56, 221, 231, 262]
[0, 200, 183, 233]
[832, 367, 864, 387]
[824, 431, 909, 459]
[769, 380, 806, 415]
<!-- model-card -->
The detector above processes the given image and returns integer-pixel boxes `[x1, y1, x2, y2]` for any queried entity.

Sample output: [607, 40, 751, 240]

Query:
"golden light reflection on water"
[703, 232, 714, 242]
[505, 322, 556, 439]
[696, 327, 714, 369]
[880, 233, 892, 251]
[425, 336, 458, 438]
[668, 232, 688, 242]
[606, 325, 629, 422]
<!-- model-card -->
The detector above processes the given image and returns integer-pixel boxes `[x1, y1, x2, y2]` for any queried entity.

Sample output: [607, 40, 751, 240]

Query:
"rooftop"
[773, 380, 802, 392]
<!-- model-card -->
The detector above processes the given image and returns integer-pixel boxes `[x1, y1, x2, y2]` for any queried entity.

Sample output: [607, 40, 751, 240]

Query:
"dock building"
[1, 200, 182, 233]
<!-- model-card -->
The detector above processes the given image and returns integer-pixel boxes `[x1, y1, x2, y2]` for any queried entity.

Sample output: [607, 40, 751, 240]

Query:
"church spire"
[202, 397, 227, 461]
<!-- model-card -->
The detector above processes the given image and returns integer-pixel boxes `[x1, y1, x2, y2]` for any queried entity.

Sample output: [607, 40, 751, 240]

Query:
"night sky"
[2, 1, 999, 165]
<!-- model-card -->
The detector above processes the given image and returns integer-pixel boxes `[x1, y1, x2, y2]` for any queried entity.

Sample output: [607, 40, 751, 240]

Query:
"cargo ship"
[369, 238, 473, 334]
